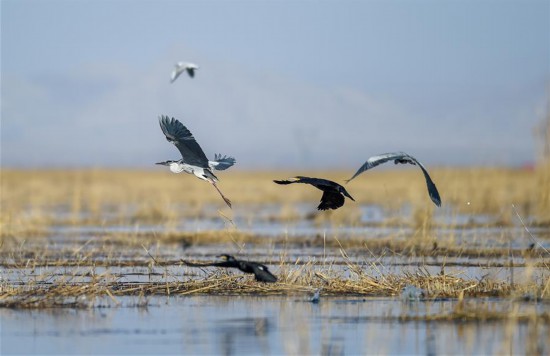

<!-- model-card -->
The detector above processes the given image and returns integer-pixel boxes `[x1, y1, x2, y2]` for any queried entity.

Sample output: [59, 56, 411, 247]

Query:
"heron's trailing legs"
[211, 182, 232, 208]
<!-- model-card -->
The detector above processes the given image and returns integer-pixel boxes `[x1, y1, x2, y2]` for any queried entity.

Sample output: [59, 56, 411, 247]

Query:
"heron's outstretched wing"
[346, 152, 410, 183]
[159, 116, 209, 168]
[347, 152, 441, 207]
[209, 154, 236, 171]
[318, 190, 345, 210]
[408, 158, 441, 207]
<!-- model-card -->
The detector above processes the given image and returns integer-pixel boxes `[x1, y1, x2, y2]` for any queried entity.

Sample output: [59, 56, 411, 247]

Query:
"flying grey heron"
[346, 152, 441, 207]
[170, 62, 199, 83]
[182, 254, 278, 283]
[273, 176, 355, 210]
[156, 116, 235, 208]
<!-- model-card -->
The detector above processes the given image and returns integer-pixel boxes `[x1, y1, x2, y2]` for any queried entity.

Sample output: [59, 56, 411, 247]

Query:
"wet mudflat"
[2, 295, 548, 355]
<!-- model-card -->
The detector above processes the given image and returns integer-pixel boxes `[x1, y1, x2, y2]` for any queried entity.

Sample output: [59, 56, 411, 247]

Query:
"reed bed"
[2, 261, 549, 309]
[1, 167, 550, 311]
[1, 166, 549, 235]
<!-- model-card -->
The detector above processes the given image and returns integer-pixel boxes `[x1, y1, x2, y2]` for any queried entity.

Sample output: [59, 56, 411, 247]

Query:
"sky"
[1, 0, 549, 169]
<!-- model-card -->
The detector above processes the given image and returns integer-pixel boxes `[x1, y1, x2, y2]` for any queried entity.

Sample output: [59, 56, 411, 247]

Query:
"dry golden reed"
[1, 166, 548, 236]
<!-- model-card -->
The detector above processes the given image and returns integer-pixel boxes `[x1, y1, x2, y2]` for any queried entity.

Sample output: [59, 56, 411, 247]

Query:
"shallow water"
[46, 203, 550, 251]
[3, 204, 550, 354]
[1, 296, 547, 355]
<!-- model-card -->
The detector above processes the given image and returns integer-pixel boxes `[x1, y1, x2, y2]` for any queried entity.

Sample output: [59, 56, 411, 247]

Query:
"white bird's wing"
[171, 62, 198, 82]
[170, 65, 184, 83]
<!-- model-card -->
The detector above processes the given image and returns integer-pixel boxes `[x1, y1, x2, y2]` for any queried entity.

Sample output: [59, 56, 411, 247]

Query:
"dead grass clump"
[2, 267, 545, 310]
[0, 274, 118, 308]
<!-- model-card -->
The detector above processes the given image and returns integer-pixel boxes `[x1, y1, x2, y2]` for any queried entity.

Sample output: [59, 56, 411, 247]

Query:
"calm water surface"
[1, 296, 547, 355]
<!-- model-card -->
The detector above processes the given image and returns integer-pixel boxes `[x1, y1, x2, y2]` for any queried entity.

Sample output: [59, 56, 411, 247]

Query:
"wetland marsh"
[1, 167, 549, 354]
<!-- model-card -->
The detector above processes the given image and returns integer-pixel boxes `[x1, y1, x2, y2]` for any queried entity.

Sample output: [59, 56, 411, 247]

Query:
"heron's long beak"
[155, 161, 169, 166]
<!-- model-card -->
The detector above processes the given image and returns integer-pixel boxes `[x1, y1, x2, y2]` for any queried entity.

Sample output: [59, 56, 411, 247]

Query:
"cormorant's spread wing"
[209, 154, 236, 171]
[182, 260, 237, 268]
[273, 178, 299, 185]
[159, 116, 209, 168]
[318, 190, 345, 210]
[250, 264, 278, 283]
[346, 152, 409, 183]
[183, 259, 277, 283]
[273, 176, 330, 188]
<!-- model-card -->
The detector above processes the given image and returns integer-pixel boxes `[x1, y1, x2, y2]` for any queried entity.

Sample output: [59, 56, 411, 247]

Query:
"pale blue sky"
[2, 0, 549, 168]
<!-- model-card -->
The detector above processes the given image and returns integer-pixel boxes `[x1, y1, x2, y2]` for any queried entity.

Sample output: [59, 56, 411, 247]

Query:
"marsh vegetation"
[1, 167, 549, 353]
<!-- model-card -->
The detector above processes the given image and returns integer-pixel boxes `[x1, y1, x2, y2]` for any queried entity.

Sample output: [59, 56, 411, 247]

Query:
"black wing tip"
[431, 194, 442, 207]
[273, 179, 290, 185]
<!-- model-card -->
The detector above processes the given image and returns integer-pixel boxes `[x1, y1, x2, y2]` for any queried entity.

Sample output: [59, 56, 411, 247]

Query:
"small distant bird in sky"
[156, 116, 235, 208]
[273, 176, 355, 210]
[346, 152, 441, 207]
[182, 254, 278, 283]
[170, 62, 199, 83]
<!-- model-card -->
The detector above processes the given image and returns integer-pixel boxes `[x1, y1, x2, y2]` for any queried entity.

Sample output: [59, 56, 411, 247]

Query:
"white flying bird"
[170, 62, 199, 83]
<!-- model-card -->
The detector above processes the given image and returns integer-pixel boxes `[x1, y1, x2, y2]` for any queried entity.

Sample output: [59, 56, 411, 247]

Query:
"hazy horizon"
[2, 1, 549, 169]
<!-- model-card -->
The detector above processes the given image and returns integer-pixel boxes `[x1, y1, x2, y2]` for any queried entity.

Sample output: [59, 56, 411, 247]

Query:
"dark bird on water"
[182, 254, 278, 283]
[273, 176, 355, 210]
[156, 116, 235, 208]
[346, 152, 441, 207]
